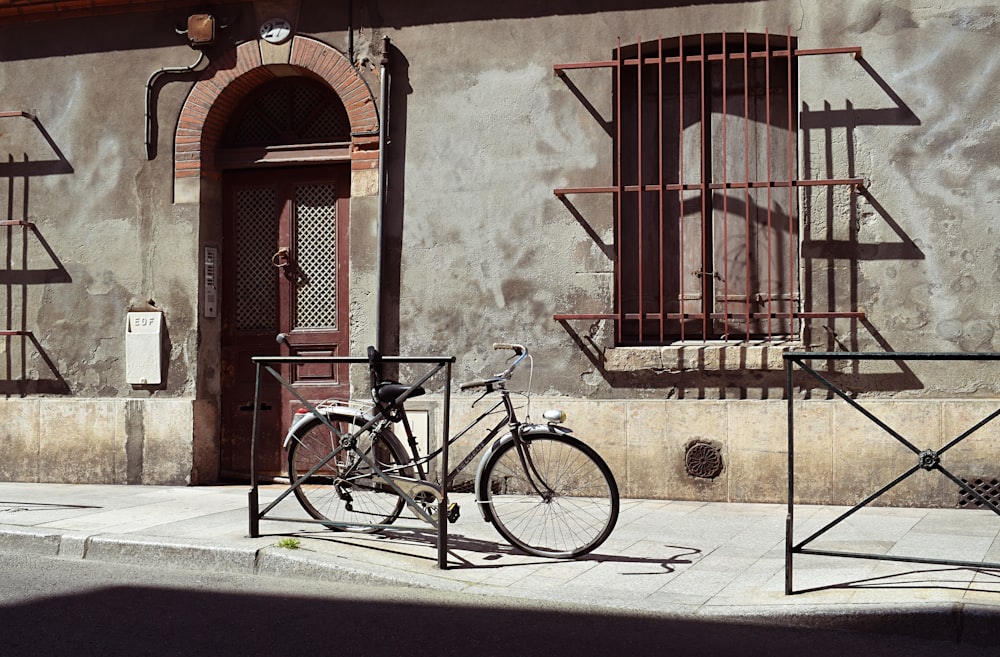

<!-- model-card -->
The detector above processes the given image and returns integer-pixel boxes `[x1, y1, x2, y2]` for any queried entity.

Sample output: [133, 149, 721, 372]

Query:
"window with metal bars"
[554, 31, 864, 347]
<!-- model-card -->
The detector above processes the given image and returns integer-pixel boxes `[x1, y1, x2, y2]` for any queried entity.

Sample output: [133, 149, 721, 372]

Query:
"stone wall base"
[0, 399, 218, 486]
[3, 395, 997, 509]
[412, 396, 1000, 508]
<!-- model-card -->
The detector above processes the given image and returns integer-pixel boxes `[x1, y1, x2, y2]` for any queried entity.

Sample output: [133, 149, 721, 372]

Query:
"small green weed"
[276, 537, 302, 550]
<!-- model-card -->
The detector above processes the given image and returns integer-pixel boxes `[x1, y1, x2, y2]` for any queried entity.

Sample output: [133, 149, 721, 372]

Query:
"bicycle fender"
[282, 405, 374, 449]
[472, 424, 572, 522]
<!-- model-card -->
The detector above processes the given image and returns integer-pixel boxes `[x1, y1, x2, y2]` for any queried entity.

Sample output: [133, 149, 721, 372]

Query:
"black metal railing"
[247, 354, 455, 569]
[784, 351, 1000, 594]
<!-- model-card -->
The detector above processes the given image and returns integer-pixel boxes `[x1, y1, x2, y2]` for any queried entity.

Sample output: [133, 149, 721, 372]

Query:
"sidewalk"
[1, 481, 999, 644]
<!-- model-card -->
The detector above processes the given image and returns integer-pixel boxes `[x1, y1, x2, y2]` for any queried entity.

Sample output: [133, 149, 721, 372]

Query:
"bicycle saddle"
[374, 381, 425, 403]
[367, 346, 426, 404]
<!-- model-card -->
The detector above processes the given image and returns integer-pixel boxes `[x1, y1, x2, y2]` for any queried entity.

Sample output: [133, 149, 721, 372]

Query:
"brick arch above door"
[173, 36, 379, 197]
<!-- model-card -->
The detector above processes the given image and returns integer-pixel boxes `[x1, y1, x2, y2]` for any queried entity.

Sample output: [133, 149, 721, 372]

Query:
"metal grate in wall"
[958, 477, 1000, 510]
[685, 441, 723, 479]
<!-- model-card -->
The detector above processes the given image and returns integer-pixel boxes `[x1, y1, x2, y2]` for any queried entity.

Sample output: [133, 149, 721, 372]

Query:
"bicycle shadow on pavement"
[287, 525, 701, 574]
[0, 500, 102, 513]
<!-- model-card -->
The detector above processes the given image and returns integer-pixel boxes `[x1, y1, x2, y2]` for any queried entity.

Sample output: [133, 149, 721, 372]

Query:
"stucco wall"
[1, 1, 999, 501]
[366, 1, 1000, 402]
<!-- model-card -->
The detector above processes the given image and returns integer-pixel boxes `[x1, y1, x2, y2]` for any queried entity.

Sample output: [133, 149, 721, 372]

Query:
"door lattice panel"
[236, 187, 278, 331]
[227, 78, 351, 147]
[294, 183, 338, 329]
[298, 85, 351, 142]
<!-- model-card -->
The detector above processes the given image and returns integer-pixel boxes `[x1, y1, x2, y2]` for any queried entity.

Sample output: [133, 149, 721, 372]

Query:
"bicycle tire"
[477, 432, 619, 558]
[287, 411, 408, 532]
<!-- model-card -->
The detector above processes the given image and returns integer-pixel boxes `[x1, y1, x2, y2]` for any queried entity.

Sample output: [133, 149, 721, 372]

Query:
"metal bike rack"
[785, 351, 1000, 594]
[247, 354, 455, 569]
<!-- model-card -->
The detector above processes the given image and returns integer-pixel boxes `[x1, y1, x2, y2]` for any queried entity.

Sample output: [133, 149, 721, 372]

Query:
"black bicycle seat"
[375, 381, 426, 403]
[368, 346, 425, 405]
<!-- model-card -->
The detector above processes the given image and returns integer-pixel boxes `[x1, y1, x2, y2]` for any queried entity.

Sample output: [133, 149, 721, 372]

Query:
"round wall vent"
[685, 441, 723, 479]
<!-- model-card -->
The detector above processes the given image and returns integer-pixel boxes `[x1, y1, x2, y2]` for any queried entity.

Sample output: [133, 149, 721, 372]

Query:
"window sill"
[604, 342, 800, 372]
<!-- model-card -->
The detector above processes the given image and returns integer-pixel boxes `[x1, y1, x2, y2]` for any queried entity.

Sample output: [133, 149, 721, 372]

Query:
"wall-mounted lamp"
[178, 13, 216, 47]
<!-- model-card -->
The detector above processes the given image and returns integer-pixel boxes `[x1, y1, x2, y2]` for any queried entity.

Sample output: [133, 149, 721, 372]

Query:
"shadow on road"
[1, 582, 997, 656]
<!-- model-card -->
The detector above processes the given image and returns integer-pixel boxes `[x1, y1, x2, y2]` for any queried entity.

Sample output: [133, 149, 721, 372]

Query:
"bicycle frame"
[383, 380, 568, 520]
[379, 387, 518, 494]
[294, 372, 565, 525]
[257, 345, 617, 564]
[280, 342, 571, 527]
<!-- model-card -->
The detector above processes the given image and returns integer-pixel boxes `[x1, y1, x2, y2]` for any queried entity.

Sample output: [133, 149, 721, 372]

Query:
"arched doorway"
[218, 77, 354, 477]
[174, 36, 381, 480]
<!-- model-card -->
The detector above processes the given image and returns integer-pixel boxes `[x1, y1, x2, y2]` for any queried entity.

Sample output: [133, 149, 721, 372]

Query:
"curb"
[3, 524, 1000, 646]
[0, 525, 465, 591]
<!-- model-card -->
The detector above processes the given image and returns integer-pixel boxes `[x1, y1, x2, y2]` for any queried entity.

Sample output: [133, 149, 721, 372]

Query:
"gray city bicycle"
[283, 343, 619, 558]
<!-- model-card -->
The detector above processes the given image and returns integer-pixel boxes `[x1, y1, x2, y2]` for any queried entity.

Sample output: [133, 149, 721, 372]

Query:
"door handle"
[271, 247, 291, 268]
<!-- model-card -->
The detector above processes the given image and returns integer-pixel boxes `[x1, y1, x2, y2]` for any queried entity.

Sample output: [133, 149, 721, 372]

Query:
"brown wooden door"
[220, 165, 351, 477]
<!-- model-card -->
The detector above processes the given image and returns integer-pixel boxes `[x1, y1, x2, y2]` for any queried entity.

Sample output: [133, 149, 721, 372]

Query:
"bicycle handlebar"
[460, 343, 528, 390]
[493, 342, 524, 354]
[459, 378, 497, 391]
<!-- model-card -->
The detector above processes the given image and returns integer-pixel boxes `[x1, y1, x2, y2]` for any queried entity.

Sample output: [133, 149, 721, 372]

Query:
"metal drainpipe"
[375, 36, 390, 351]
[144, 51, 206, 160]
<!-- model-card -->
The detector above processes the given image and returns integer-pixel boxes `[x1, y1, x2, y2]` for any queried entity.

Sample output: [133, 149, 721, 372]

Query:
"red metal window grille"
[553, 30, 864, 346]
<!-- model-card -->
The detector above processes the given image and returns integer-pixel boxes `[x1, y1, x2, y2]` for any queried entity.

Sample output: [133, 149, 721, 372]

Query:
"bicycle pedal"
[426, 502, 460, 522]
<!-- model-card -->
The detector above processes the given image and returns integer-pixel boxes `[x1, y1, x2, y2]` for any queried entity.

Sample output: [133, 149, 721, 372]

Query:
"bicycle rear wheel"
[477, 432, 619, 558]
[287, 412, 407, 532]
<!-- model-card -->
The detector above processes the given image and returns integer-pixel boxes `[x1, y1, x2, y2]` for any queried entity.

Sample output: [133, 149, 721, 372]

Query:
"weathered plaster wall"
[0, 398, 195, 484]
[0, 7, 257, 483]
[1, 1, 999, 501]
[362, 0, 1000, 403]
[372, 1, 809, 394]
[803, 4, 1000, 369]
[357, 1, 1000, 506]
[0, 43, 199, 398]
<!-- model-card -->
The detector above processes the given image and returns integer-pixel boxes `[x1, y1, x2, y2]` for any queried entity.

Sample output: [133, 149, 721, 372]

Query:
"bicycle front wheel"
[287, 412, 407, 532]
[478, 433, 619, 558]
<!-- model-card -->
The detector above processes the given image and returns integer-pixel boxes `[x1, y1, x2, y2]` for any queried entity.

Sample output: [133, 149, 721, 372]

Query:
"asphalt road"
[0, 551, 990, 657]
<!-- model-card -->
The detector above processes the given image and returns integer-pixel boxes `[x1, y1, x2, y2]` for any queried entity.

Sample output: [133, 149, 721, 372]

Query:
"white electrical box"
[408, 409, 430, 455]
[126, 312, 163, 385]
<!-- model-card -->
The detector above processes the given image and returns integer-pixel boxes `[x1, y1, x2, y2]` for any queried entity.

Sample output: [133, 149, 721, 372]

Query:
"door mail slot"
[126, 311, 163, 385]
[239, 402, 273, 412]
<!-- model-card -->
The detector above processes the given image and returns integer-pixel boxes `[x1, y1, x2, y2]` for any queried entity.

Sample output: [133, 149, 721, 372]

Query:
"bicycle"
[283, 343, 619, 558]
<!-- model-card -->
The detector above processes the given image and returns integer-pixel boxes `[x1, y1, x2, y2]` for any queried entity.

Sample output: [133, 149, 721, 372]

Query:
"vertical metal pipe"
[616, 38, 624, 344]
[375, 36, 390, 351]
[18, 179, 26, 382]
[4, 157, 11, 376]
[678, 36, 686, 342]
[658, 36, 665, 342]
[637, 36, 645, 342]
[765, 31, 774, 340]
[721, 33, 730, 340]
[437, 360, 452, 569]
[743, 31, 751, 341]
[785, 355, 795, 595]
[249, 362, 262, 537]
[787, 28, 796, 335]
[699, 32, 708, 339]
